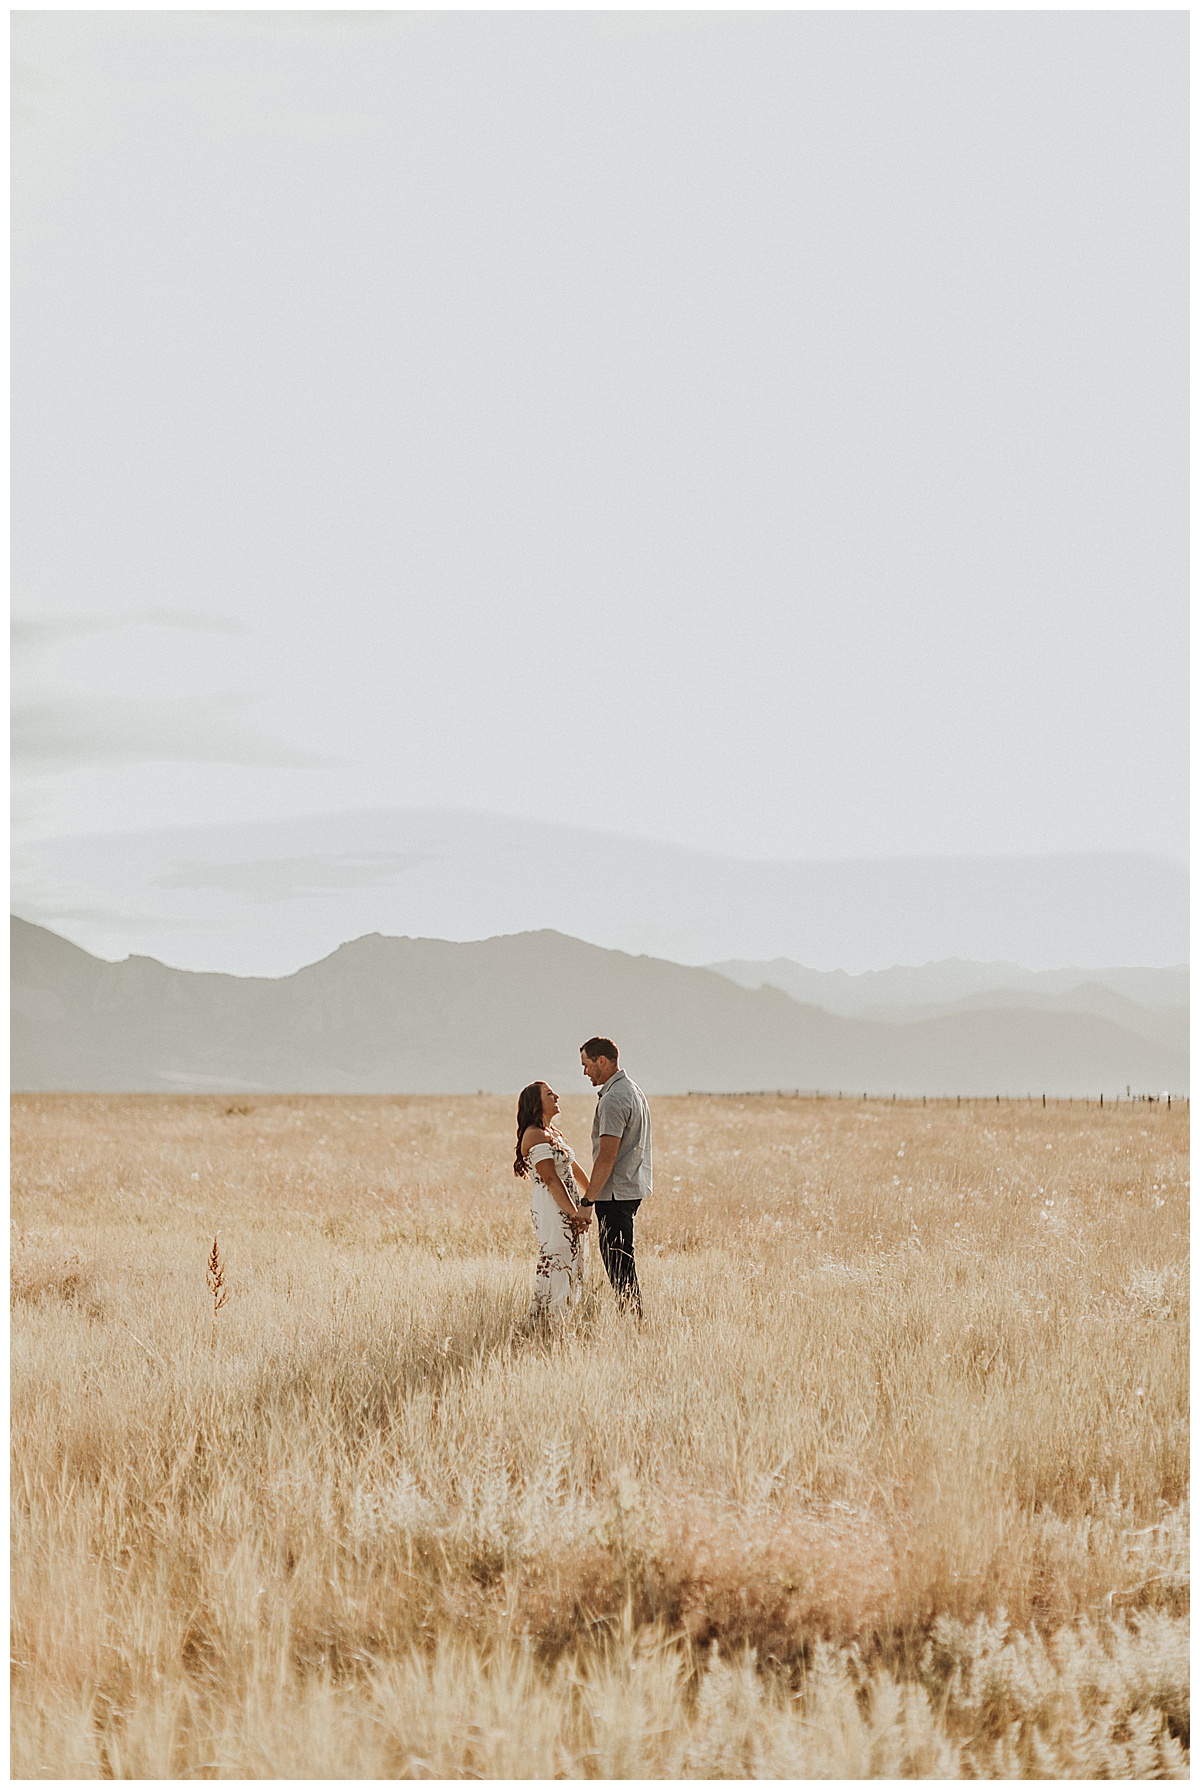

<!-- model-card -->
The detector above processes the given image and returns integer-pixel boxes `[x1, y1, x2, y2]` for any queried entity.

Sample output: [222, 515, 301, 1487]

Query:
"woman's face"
[540, 1083, 561, 1125]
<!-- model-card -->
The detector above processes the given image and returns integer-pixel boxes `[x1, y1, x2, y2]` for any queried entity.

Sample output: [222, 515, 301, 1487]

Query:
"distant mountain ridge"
[11, 918, 1188, 1098]
[710, 958, 1189, 1053]
[710, 957, 1189, 1012]
[13, 808, 1188, 977]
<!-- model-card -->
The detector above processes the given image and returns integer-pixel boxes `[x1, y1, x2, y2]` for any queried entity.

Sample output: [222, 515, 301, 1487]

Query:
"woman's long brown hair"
[513, 1081, 546, 1178]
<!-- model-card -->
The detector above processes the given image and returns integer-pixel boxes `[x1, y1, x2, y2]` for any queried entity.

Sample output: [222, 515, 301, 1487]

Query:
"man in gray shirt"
[579, 1035, 652, 1317]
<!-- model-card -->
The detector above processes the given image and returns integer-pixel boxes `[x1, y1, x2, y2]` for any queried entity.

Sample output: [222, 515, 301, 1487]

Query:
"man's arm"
[585, 1134, 620, 1201]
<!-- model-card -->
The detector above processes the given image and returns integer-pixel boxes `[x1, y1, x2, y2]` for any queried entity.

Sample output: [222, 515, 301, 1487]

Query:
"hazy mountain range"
[12, 807, 1188, 978]
[12, 918, 1187, 1098]
[712, 959, 1188, 1052]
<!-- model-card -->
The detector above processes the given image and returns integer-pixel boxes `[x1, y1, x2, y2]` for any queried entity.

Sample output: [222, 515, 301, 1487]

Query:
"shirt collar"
[597, 1068, 626, 1096]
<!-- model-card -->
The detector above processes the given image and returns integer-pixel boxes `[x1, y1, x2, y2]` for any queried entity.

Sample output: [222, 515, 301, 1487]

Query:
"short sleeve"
[597, 1086, 634, 1139]
[526, 1142, 556, 1167]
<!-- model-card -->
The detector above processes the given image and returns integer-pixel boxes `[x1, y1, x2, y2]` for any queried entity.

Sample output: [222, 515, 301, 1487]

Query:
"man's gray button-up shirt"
[591, 1068, 653, 1202]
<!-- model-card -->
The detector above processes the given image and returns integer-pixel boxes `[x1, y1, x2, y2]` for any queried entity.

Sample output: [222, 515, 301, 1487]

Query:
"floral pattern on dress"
[525, 1132, 589, 1320]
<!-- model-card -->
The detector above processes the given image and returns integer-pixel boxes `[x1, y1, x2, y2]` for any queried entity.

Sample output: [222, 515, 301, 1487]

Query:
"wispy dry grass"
[10, 1092, 1189, 1776]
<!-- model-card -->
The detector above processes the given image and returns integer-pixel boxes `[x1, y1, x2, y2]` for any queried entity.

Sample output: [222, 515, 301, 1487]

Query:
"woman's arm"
[535, 1159, 581, 1220]
[568, 1159, 593, 1227]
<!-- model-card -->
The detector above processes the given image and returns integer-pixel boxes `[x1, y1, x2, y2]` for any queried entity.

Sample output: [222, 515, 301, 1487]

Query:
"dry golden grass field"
[10, 1091, 1190, 1778]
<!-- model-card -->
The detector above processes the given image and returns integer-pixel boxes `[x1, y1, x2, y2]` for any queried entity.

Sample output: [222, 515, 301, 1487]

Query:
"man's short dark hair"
[581, 1036, 619, 1063]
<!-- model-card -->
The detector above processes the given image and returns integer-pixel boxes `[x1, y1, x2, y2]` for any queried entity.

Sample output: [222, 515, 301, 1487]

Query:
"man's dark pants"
[594, 1200, 642, 1314]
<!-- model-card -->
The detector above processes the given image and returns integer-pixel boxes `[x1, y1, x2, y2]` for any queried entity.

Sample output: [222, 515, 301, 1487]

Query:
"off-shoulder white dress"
[523, 1134, 589, 1319]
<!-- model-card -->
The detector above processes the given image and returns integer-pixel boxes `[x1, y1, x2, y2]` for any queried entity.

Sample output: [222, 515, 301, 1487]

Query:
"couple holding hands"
[513, 1036, 652, 1323]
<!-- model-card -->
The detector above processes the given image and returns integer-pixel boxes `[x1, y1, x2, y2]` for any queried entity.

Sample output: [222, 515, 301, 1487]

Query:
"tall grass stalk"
[205, 1234, 228, 1351]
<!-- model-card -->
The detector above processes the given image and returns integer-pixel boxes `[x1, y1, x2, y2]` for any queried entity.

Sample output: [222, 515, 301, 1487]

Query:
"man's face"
[581, 1051, 615, 1087]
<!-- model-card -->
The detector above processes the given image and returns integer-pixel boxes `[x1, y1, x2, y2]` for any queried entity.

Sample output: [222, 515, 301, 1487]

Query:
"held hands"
[571, 1204, 593, 1233]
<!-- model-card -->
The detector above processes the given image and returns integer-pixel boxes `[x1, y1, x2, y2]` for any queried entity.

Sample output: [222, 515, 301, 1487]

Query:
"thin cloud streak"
[12, 692, 337, 773]
[12, 610, 253, 650]
[153, 851, 439, 902]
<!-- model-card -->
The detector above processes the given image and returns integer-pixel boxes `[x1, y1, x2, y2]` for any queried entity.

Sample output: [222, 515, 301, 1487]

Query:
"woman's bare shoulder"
[521, 1125, 550, 1149]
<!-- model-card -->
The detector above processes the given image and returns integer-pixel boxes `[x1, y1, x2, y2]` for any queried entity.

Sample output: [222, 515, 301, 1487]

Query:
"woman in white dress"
[513, 1081, 592, 1320]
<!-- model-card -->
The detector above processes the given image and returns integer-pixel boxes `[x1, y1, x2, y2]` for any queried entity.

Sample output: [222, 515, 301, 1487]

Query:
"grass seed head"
[206, 1234, 229, 1326]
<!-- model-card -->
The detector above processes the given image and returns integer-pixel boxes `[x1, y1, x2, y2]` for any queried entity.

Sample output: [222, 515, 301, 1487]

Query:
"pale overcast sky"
[12, 10, 1188, 864]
